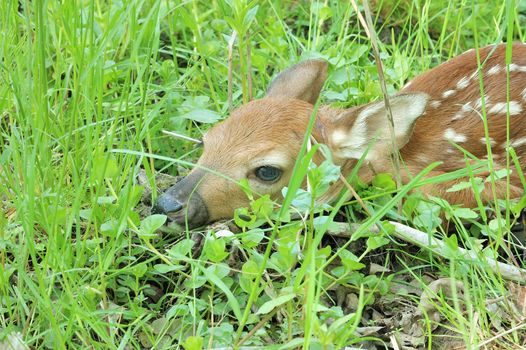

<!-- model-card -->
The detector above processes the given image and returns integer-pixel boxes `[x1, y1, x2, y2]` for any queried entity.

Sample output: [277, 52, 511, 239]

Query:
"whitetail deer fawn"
[154, 43, 526, 228]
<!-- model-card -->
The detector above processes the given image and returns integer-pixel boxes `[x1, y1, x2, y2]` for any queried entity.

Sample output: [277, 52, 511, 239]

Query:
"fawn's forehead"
[203, 98, 314, 148]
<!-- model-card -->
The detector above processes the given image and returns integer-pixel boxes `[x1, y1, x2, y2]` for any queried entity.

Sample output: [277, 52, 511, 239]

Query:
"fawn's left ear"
[328, 93, 429, 160]
[266, 59, 328, 104]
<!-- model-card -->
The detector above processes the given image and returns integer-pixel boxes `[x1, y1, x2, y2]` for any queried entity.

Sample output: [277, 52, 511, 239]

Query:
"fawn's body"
[155, 43, 526, 228]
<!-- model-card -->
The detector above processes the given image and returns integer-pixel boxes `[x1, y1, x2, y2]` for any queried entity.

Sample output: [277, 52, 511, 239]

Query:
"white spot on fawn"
[442, 90, 456, 98]
[452, 111, 465, 120]
[488, 101, 523, 115]
[416, 154, 431, 164]
[474, 96, 490, 109]
[507, 64, 526, 73]
[446, 148, 455, 154]
[510, 137, 526, 148]
[430, 100, 442, 108]
[456, 76, 470, 89]
[462, 102, 473, 112]
[480, 137, 496, 146]
[444, 128, 467, 143]
[522, 87, 526, 101]
[487, 65, 501, 75]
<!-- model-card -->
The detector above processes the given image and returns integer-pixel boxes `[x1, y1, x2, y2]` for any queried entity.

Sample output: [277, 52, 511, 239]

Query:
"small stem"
[246, 32, 253, 101]
[227, 30, 237, 110]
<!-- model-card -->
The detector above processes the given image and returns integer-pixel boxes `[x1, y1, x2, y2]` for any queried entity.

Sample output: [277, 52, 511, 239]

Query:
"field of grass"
[1, 0, 526, 349]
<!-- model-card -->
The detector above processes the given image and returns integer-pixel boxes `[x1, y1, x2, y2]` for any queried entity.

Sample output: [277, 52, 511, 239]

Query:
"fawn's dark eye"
[255, 166, 282, 182]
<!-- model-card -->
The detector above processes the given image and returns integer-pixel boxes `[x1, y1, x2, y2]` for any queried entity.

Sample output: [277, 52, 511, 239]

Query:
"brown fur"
[399, 44, 526, 205]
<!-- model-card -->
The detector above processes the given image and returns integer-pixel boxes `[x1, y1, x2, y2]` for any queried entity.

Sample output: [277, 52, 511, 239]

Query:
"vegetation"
[1, 0, 525, 348]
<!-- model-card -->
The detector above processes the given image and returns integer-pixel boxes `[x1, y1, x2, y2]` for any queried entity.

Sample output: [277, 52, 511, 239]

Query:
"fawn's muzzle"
[153, 195, 183, 215]
[153, 170, 209, 229]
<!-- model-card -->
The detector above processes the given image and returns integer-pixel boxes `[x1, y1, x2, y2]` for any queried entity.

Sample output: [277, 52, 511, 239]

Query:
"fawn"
[154, 43, 526, 228]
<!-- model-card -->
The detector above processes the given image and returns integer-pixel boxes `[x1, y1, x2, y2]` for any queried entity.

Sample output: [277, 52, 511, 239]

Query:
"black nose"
[153, 195, 183, 214]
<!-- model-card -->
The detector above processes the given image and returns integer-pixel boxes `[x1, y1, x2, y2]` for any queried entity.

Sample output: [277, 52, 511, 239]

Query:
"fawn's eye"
[255, 166, 282, 182]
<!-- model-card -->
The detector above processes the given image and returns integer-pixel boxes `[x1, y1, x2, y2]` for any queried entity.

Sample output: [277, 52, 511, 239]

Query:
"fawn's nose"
[152, 195, 183, 215]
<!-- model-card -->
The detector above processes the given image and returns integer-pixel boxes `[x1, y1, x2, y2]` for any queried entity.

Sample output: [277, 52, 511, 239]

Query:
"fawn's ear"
[328, 93, 429, 160]
[266, 59, 328, 104]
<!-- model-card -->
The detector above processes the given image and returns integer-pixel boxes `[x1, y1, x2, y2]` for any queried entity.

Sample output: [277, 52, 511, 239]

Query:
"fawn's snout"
[153, 170, 209, 228]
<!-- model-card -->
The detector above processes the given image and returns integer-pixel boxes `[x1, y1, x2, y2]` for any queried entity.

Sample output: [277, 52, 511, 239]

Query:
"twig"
[388, 221, 526, 282]
[476, 320, 526, 347]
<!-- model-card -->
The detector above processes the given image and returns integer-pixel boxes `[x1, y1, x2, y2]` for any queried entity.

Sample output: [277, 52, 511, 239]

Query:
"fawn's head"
[154, 60, 428, 228]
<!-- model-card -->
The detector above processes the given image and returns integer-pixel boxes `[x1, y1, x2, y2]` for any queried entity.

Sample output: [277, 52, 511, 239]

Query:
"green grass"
[1, 0, 526, 349]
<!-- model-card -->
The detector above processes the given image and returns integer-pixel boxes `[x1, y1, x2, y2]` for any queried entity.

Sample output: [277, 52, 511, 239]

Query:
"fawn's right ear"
[328, 93, 429, 161]
[266, 59, 328, 104]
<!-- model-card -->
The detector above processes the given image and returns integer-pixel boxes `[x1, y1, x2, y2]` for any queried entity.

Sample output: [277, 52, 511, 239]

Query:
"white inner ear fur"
[332, 93, 429, 160]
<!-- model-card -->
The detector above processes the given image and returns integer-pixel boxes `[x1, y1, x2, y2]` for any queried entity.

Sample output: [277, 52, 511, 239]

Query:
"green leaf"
[241, 228, 264, 248]
[328, 312, 357, 333]
[182, 336, 203, 350]
[256, 293, 296, 315]
[100, 219, 120, 237]
[484, 217, 506, 238]
[153, 264, 184, 273]
[447, 178, 483, 193]
[195, 264, 242, 320]
[139, 214, 167, 240]
[79, 209, 92, 220]
[372, 173, 396, 191]
[234, 207, 256, 228]
[243, 5, 259, 28]
[97, 196, 115, 205]
[184, 275, 207, 289]
[132, 263, 147, 278]
[242, 259, 259, 275]
[251, 195, 274, 218]
[179, 109, 221, 123]
[167, 239, 195, 260]
[206, 263, 230, 279]
[487, 168, 510, 181]
[239, 259, 259, 293]
[366, 235, 390, 250]
[339, 249, 365, 271]
[452, 207, 478, 219]
[286, 188, 313, 212]
[203, 237, 229, 263]
[128, 210, 141, 227]
[91, 153, 119, 182]
[512, 192, 526, 216]
[444, 234, 459, 251]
